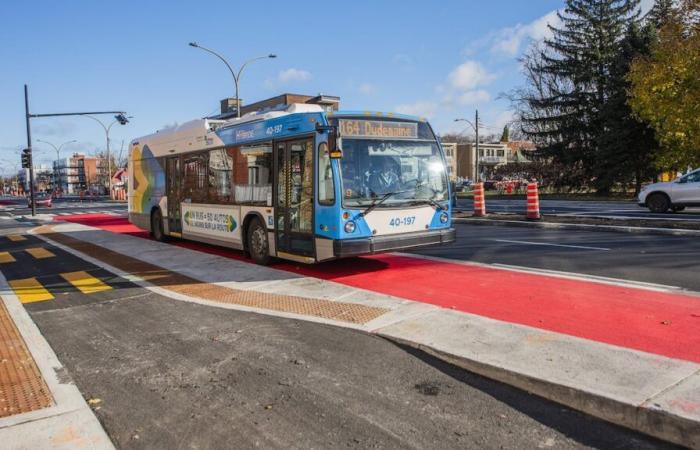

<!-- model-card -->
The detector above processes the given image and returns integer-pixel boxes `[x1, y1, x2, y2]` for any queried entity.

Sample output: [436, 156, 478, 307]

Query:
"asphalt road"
[455, 198, 700, 221]
[413, 222, 700, 292]
[0, 220, 674, 449]
[0, 196, 126, 217]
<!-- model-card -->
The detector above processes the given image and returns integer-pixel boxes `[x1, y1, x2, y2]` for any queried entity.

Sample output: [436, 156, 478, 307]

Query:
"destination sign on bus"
[339, 120, 417, 139]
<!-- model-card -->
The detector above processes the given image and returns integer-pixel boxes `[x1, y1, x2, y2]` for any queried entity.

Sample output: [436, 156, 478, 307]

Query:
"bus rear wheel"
[151, 209, 167, 242]
[247, 218, 270, 265]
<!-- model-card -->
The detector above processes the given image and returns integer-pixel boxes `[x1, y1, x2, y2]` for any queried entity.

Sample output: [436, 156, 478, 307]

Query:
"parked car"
[28, 193, 52, 208]
[638, 168, 700, 213]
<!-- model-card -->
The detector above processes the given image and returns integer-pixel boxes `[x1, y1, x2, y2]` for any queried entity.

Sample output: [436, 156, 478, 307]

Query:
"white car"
[638, 168, 700, 213]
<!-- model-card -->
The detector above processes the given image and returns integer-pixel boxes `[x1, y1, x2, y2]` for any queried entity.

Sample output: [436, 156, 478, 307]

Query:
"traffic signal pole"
[24, 85, 36, 216]
[22, 84, 127, 214]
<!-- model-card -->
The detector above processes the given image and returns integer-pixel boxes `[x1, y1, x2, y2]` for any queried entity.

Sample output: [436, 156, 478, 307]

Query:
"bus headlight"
[439, 212, 449, 224]
[344, 221, 356, 233]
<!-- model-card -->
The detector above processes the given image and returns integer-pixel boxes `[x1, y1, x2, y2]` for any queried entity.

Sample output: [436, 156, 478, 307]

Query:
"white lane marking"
[491, 239, 611, 251]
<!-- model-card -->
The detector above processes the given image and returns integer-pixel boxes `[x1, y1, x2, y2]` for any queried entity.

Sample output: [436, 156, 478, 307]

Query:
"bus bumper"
[333, 228, 456, 258]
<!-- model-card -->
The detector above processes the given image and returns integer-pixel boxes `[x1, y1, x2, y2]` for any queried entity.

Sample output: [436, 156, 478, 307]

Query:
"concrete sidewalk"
[29, 221, 700, 448]
[0, 270, 114, 449]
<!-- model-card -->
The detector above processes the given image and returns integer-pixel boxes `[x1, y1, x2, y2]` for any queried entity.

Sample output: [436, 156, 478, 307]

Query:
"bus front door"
[275, 138, 315, 260]
[166, 156, 182, 235]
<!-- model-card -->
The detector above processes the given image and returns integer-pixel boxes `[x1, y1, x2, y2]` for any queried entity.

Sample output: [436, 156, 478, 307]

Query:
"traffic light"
[21, 148, 32, 169]
[115, 113, 129, 125]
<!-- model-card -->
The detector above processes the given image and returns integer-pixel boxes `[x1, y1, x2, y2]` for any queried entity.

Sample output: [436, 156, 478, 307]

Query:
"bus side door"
[274, 138, 315, 258]
[166, 156, 182, 234]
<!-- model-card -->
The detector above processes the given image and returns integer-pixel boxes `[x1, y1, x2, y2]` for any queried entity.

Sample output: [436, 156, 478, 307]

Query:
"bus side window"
[318, 142, 335, 205]
[232, 142, 272, 205]
[183, 152, 208, 204]
[208, 148, 233, 204]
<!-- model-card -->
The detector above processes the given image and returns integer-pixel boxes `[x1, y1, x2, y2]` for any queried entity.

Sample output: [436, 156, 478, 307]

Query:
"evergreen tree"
[500, 125, 510, 143]
[646, 0, 675, 28]
[515, 0, 642, 194]
[599, 21, 659, 194]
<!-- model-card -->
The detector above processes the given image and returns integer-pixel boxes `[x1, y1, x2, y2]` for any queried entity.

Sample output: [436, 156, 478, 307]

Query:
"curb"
[0, 271, 115, 449]
[379, 335, 699, 449]
[453, 216, 700, 237]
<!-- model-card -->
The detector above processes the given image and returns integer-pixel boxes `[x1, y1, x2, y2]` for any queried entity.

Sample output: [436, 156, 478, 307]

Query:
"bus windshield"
[339, 139, 448, 208]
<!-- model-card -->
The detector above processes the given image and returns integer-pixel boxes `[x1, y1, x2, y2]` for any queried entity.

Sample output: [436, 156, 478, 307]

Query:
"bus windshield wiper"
[360, 190, 409, 216]
[411, 198, 445, 210]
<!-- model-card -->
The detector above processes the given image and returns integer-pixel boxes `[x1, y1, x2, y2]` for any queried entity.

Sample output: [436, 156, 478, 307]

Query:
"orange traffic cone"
[473, 182, 486, 217]
[526, 182, 541, 220]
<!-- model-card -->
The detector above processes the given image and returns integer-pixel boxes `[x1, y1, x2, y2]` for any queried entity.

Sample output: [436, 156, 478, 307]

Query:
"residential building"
[441, 142, 458, 181]
[17, 165, 52, 193]
[53, 153, 107, 195]
[476, 142, 509, 178]
[212, 93, 340, 119]
[447, 140, 536, 182]
[455, 143, 477, 182]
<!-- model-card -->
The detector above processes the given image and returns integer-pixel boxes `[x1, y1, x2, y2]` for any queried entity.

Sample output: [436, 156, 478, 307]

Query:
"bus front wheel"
[247, 218, 270, 265]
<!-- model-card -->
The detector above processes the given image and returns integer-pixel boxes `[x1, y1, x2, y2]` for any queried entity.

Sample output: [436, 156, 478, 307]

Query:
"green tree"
[598, 21, 659, 194]
[646, 0, 675, 28]
[514, 0, 642, 194]
[500, 125, 510, 143]
[629, 0, 700, 170]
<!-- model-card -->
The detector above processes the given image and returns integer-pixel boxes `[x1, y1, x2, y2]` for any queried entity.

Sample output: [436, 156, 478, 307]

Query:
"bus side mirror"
[329, 129, 343, 159]
[316, 123, 343, 158]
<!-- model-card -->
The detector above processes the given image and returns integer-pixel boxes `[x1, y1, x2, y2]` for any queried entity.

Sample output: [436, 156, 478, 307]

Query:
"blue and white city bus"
[128, 103, 456, 264]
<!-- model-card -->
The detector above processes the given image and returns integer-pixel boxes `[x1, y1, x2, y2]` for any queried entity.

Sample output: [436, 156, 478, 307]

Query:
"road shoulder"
[0, 269, 114, 449]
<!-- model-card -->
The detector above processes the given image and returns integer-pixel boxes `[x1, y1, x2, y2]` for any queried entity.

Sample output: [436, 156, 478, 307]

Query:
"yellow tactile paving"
[7, 235, 26, 242]
[39, 230, 389, 325]
[0, 252, 15, 264]
[25, 247, 55, 260]
[7, 278, 54, 304]
[60, 271, 112, 295]
[0, 298, 54, 416]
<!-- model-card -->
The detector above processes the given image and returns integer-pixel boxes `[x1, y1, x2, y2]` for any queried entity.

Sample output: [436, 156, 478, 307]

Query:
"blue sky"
[0, 0, 653, 173]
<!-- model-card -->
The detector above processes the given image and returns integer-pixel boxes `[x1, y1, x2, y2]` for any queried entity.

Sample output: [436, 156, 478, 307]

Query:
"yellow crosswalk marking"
[8, 278, 54, 303]
[0, 252, 15, 264]
[25, 247, 55, 259]
[7, 235, 26, 242]
[60, 271, 112, 294]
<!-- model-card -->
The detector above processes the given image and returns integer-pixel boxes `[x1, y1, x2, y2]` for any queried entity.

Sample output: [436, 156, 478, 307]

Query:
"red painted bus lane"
[56, 214, 700, 363]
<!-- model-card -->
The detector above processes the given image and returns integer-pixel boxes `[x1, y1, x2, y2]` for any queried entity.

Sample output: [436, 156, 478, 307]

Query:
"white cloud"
[358, 82, 376, 95]
[277, 68, 312, 83]
[396, 101, 438, 118]
[395, 61, 494, 122]
[265, 68, 312, 89]
[457, 89, 491, 106]
[448, 61, 495, 91]
[490, 10, 561, 57]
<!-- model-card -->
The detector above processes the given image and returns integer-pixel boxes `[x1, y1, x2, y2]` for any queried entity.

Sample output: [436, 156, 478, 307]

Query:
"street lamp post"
[37, 139, 76, 194]
[188, 42, 276, 118]
[455, 110, 481, 181]
[83, 114, 130, 198]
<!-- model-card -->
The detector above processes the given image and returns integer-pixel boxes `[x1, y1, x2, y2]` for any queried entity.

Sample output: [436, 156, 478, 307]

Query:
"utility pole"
[454, 110, 482, 182]
[24, 85, 36, 216]
[475, 110, 480, 182]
